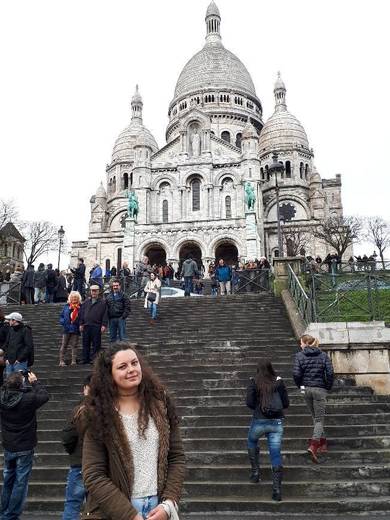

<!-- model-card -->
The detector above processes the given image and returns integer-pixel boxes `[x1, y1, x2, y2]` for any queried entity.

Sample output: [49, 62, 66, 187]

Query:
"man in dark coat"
[3, 312, 34, 378]
[71, 258, 86, 299]
[105, 280, 131, 342]
[0, 371, 49, 519]
[45, 263, 57, 303]
[79, 286, 108, 364]
[22, 264, 35, 304]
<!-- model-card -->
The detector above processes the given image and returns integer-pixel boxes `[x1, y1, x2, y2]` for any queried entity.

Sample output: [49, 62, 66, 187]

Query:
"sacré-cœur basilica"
[71, 1, 344, 274]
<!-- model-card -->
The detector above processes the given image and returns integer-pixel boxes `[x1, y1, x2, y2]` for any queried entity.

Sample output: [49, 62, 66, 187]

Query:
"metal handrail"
[0, 281, 22, 305]
[287, 265, 314, 324]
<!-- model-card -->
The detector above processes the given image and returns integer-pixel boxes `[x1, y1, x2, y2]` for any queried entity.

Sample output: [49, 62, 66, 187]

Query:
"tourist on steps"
[293, 334, 334, 463]
[59, 291, 82, 366]
[79, 286, 108, 364]
[144, 272, 161, 325]
[106, 279, 131, 342]
[180, 254, 199, 296]
[246, 359, 289, 501]
[61, 374, 91, 520]
[82, 342, 185, 520]
[215, 258, 232, 295]
[0, 371, 49, 519]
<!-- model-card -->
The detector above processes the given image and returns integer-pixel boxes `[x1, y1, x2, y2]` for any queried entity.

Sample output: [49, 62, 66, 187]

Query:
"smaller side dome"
[95, 182, 107, 199]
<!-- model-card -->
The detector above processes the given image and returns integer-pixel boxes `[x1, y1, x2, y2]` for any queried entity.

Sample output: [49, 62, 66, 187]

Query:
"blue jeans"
[148, 302, 158, 320]
[109, 318, 127, 342]
[1, 449, 34, 519]
[5, 361, 28, 379]
[131, 495, 158, 519]
[184, 276, 193, 295]
[62, 466, 85, 520]
[45, 287, 55, 303]
[247, 418, 284, 467]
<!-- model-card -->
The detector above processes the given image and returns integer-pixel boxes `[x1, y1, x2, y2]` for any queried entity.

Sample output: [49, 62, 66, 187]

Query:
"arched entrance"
[144, 244, 166, 266]
[215, 241, 239, 266]
[179, 242, 202, 269]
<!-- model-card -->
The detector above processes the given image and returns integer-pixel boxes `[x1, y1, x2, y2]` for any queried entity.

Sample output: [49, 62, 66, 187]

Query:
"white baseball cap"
[5, 312, 23, 322]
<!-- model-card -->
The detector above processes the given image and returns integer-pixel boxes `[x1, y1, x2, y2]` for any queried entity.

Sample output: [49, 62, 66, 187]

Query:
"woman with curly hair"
[82, 342, 185, 520]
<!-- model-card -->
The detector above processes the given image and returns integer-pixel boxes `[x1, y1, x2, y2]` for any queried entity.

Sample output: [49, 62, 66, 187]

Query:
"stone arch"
[172, 236, 206, 260]
[137, 237, 170, 264]
[214, 170, 239, 187]
[183, 171, 205, 187]
[151, 173, 177, 191]
[208, 234, 244, 259]
[109, 209, 127, 231]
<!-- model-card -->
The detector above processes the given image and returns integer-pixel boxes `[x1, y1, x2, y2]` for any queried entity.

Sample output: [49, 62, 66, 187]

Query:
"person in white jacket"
[143, 273, 161, 324]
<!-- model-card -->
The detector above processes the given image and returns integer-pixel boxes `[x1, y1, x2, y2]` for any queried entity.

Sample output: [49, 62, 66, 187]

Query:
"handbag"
[147, 292, 157, 302]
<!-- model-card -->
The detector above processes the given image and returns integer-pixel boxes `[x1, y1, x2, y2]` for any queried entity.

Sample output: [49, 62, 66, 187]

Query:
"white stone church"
[71, 1, 344, 274]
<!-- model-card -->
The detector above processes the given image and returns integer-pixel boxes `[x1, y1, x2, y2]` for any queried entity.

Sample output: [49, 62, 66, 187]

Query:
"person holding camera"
[0, 371, 49, 519]
[3, 312, 34, 379]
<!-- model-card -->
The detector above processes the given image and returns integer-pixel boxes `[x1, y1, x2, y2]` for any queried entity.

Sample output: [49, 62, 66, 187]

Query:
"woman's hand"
[146, 505, 168, 519]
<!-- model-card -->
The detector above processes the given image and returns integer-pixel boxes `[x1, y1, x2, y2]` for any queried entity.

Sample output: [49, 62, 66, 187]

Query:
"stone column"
[123, 218, 136, 271]
[245, 211, 259, 261]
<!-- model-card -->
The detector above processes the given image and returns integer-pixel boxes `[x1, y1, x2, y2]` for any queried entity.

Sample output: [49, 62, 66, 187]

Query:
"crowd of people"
[305, 252, 380, 274]
[0, 281, 335, 518]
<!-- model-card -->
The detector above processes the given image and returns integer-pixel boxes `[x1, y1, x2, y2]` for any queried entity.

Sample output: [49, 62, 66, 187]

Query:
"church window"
[162, 200, 168, 223]
[247, 101, 254, 109]
[225, 196, 232, 218]
[221, 131, 231, 143]
[235, 132, 242, 148]
[123, 172, 129, 189]
[305, 164, 309, 180]
[265, 164, 270, 181]
[260, 167, 264, 180]
[300, 162, 304, 179]
[285, 161, 291, 178]
[105, 259, 110, 273]
[191, 179, 201, 211]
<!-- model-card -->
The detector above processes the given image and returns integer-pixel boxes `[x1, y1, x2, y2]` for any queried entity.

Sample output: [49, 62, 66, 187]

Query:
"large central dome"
[174, 43, 256, 99]
[173, 1, 256, 100]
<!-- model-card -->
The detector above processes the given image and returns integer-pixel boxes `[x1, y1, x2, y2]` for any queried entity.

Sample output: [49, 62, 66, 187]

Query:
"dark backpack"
[261, 388, 283, 418]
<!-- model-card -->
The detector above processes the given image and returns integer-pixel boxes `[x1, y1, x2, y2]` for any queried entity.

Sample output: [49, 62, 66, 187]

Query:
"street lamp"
[57, 225, 65, 270]
[268, 152, 285, 257]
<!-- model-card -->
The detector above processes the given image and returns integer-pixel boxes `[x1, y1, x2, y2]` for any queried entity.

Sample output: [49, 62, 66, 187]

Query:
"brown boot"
[318, 437, 328, 453]
[307, 439, 321, 463]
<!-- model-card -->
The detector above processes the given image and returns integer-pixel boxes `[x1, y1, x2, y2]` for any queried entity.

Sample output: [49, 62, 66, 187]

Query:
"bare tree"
[282, 225, 311, 256]
[22, 221, 59, 266]
[313, 215, 363, 259]
[365, 216, 390, 269]
[0, 199, 18, 229]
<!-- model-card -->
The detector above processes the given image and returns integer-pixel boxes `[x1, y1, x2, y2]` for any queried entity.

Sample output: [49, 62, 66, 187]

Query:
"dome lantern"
[131, 85, 143, 122]
[205, 1, 221, 43]
[274, 71, 287, 112]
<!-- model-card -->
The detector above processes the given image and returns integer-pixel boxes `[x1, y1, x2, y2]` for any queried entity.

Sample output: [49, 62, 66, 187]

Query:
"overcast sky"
[0, 0, 389, 266]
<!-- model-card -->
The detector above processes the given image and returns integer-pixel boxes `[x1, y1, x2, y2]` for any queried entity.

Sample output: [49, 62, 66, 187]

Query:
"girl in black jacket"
[246, 359, 289, 501]
[293, 334, 334, 462]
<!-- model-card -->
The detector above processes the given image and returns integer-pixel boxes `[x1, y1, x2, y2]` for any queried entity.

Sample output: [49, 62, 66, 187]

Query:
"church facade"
[71, 1, 344, 274]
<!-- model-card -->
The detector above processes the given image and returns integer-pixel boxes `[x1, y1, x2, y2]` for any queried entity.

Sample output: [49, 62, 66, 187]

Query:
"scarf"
[69, 303, 80, 323]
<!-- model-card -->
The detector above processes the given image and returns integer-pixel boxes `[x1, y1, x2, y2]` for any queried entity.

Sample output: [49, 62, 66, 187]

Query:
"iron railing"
[232, 268, 271, 294]
[287, 265, 314, 324]
[0, 281, 22, 305]
[289, 264, 390, 323]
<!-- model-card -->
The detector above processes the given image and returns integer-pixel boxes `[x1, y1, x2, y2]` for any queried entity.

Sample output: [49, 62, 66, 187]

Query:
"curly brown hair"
[86, 342, 166, 440]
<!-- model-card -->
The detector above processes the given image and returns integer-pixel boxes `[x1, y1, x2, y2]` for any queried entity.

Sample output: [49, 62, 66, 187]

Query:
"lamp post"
[268, 152, 285, 257]
[57, 225, 65, 270]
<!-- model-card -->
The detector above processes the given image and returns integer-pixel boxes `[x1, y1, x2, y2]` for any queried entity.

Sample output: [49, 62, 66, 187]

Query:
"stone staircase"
[2, 294, 390, 519]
